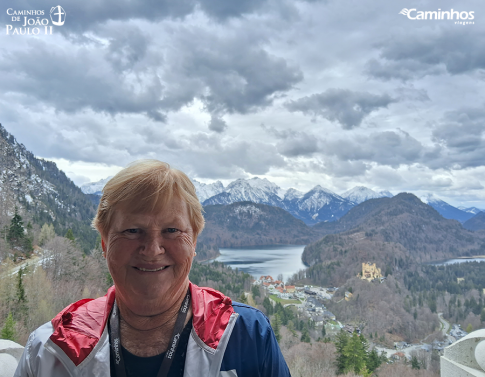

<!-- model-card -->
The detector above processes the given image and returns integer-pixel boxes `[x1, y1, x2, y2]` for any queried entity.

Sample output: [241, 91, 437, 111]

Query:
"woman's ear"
[101, 239, 107, 258]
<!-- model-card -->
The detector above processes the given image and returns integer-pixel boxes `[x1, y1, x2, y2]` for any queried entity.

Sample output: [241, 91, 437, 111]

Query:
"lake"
[213, 244, 307, 282]
[428, 256, 485, 266]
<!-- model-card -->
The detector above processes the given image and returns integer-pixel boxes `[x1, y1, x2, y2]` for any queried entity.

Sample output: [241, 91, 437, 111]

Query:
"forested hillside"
[463, 211, 485, 231]
[303, 193, 485, 286]
[197, 201, 324, 254]
[0, 124, 97, 253]
[289, 193, 485, 344]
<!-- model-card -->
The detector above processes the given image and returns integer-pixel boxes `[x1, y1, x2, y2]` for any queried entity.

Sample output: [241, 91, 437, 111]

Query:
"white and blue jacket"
[14, 283, 291, 377]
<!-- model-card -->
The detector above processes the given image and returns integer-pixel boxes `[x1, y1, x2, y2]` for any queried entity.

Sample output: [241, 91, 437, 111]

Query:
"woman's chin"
[116, 282, 186, 315]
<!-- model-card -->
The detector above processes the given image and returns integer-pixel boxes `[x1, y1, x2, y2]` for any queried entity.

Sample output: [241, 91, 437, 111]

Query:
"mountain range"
[82, 176, 483, 226]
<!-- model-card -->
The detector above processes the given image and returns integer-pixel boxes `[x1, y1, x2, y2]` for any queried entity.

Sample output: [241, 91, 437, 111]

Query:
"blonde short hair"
[92, 160, 204, 238]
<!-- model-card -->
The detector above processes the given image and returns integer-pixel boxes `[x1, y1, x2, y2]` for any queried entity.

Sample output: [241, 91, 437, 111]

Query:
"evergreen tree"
[15, 267, 28, 319]
[366, 348, 381, 372]
[466, 323, 473, 333]
[238, 292, 247, 304]
[411, 355, 420, 369]
[300, 327, 311, 343]
[334, 330, 349, 374]
[322, 324, 326, 338]
[263, 297, 273, 315]
[272, 313, 281, 343]
[251, 285, 260, 298]
[17, 267, 26, 303]
[481, 308, 485, 323]
[343, 332, 367, 375]
[7, 207, 25, 249]
[1, 313, 16, 341]
[65, 229, 75, 243]
[287, 320, 297, 337]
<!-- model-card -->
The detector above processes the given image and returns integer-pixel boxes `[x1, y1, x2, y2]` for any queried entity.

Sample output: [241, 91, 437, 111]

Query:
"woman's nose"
[140, 233, 165, 256]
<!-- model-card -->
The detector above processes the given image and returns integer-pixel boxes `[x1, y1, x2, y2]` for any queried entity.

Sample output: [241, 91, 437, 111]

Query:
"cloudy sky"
[1, 0, 484, 207]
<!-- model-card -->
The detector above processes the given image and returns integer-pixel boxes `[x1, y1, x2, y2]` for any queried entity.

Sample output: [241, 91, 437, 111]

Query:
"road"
[374, 313, 452, 359]
[438, 312, 450, 337]
[2, 253, 44, 276]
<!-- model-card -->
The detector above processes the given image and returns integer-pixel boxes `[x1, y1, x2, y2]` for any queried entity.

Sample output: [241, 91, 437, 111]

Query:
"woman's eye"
[125, 229, 138, 234]
[166, 228, 178, 233]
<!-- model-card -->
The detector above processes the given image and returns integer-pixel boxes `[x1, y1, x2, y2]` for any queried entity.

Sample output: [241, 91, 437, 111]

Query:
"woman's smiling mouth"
[134, 266, 168, 272]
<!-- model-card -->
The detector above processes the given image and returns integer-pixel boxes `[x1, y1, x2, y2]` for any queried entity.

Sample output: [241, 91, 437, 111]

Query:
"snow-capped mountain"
[341, 186, 393, 204]
[192, 179, 225, 203]
[78, 171, 481, 226]
[283, 188, 304, 201]
[203, 180, 356, 225]
[203, 178, 284, 207]
[420, 194, 475, 223]
[80, 177, 112, 195]
[378, 190, 393, 198]
[286, 185, 355, 224]
[458, 206, 483, 215]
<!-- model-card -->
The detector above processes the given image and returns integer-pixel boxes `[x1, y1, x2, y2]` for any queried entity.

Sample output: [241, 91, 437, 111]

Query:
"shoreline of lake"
[209, 244, 307, 282]
[426, 256, 485, 266]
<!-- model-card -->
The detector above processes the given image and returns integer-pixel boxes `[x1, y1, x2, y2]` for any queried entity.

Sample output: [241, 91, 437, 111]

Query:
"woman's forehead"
[112, 198, 190, 227]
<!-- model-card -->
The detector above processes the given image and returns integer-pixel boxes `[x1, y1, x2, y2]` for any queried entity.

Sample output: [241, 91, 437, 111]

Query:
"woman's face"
[102, 196, 196, 315]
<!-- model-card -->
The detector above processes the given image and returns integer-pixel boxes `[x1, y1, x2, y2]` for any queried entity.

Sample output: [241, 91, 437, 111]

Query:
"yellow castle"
[361, 262, 382, 282]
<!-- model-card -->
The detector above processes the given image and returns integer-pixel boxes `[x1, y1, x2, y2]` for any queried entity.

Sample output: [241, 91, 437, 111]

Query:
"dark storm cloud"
[198, 0, 269, 20]
[285, 89, 395, 129]
[0, 38, 164, 119]
[367, 28, 485, 80]
[431, 107, 485, 168]
[208, 115, 228, 133]
[166, 31, 303, 115]
[0, 23, 302, 122]
[105, 26, 149, 72]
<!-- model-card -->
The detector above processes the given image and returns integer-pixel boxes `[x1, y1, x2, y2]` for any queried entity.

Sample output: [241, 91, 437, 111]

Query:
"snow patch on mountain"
[341, 186, 390, 204]
[192, 179, 224, 203]
[81, 177, 112, 195]
[458, 206, 483, 215]
[297, 186, 347, 212]
[420, 193, 444, 205]
[284, 188, 304, 201]
[204, 178, 284, 206]
[234, 204, 263, 217]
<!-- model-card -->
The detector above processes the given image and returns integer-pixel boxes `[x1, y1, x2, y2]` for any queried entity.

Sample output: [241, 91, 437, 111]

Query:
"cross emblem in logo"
[50, 5, 66, 26]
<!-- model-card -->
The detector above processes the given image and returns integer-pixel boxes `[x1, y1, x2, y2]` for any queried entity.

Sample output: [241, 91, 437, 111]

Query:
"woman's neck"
[116, 289, 192, 357]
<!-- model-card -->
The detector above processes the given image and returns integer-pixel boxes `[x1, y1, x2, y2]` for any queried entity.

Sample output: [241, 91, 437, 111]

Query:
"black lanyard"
[109, 290, 191, 377]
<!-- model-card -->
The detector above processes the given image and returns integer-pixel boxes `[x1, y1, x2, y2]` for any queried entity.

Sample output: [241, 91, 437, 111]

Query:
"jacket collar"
[50, 283, 234, 366]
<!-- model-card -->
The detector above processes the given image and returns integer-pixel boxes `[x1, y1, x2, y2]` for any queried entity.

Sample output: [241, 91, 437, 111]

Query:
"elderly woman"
[14, 160, 291, 377]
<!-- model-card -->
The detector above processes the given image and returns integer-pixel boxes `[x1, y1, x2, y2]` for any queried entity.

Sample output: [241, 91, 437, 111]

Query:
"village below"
[248, 262, 470, 370]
